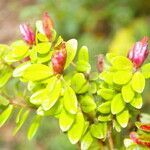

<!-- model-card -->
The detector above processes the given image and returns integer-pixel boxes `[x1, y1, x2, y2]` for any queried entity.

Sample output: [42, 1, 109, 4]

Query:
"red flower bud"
[52, 43, 67, 74]
[127, 37, 149, 68]
[130, 132, 150, 148]
[19, 24, 35, 45]
[140, 124, 150, 132]
[42, 12, 54, 40]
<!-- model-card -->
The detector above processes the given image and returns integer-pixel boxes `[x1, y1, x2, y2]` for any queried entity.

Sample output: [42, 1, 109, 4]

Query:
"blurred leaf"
[0, 105, 13, 127]
[27, 115, 42, 140]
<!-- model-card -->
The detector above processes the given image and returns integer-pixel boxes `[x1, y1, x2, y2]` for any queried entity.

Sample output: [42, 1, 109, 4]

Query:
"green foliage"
[0, 14, 150, 150]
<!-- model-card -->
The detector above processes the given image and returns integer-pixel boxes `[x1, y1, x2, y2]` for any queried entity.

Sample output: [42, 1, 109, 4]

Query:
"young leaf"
[81, 131, 93, 150]
[79, 94, 96, 113]
[111, 94, 126, 114]
[97, 88, 115, 100]
[112, 56, 133, 71]
[59, 109, 75, 132]
[99, 71, 113, 85]
[141, 63, 150, 79]
[131, 72, 145, 93]
[63, 86, 78, 114]
[13, 61, 31, 77]
[113, 71, 132, 85]
[42, 79, 62, 111]
[36, 42, 51, 54]
[76, 61, 91, 73]
[113, 120, 121, 132]
[130, 94, 143, 109]
[90, 123, 107, 139]
[13, 110, 30, 135]
[30, 89, 49, 106]
[97, 101, 111, 114]
[68, 111, 85, 144]
[23, 64, 53, 81]
[116, 110, 129, 128]
[78, 46, 89, 62]
[0, 105, 13, 127]
[27, 115, 42, 140]
[98, 114, 112, 122]
[71, 73, 87, 93]
[65, 39, 77, 68]
[121, 83, 135, 103]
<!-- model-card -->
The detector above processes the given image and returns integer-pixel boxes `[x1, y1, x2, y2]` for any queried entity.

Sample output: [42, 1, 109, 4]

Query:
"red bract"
[130, 132, 150, 148]
[127, 37, 149, 69]
[52, 43, 67, 74]
[140, 124, 150, 132]
[19, 24, 35, 45]
[42, 12, 54, 40]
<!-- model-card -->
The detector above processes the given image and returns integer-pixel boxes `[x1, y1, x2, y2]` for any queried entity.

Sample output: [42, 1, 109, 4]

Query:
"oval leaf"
[68, 111, 85, 144]
[111, 94, 126, 114]
[131, 72, 145, 93]
[63, 86, 78, 114]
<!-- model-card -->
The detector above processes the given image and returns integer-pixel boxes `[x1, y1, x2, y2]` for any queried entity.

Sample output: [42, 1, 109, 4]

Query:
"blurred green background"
[0, 0, 150, 149]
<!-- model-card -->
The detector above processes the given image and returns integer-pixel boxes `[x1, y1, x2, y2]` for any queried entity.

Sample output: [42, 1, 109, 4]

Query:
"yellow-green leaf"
[116, 110, 129, 128]
[59, 109, 75, 132]
[111, 94, 125, 114]
[121, 83, 135, 103]
[68, 111, 85, 144]
[131, 72, 145, 93]
[23, 64, 53, 81]
[63, 86, 78, 114]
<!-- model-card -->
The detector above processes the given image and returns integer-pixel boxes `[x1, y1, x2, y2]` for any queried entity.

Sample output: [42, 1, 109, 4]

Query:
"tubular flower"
[97, 54, 104, 73]
[127, 37, 149, 69]
[52, 43, 67, 74]
[19, 24, 35, 45]
[130, 132, 150, 148]
[42, 12, 54, 40]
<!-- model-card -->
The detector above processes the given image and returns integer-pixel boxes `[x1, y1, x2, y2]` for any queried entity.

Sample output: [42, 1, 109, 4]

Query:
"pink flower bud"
[130, 132, 150, 148]
[127, 37, 149, 68]
[97, 54, 104, 73]
[140, 124, 150, 132]
[20, 24, 35, 45]
[42, 12, 54, 40]
[52, 43, 67, 74]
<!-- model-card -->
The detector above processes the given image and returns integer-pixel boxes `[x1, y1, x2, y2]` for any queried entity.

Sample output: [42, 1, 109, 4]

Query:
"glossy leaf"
[0, 95, 9, 106]
[65, 39, 77, 68]
[97, 88, 115, 100]
[42, 79, 61, 111]
[23, 64, 53, 81]
[90, 123, 107, 139]
[112, 56, 133, 71]
[81, 131, 93, 150]
[141, 63, 150, 79]
[76, 60, 91, 73]
[116, 110, 129, 128]
[130, 94, 143, 109]
[131, 72, 145, 93]
[97, 101, 111, 114]
[68, 111, 85, 144]
[63, 86, 78, 114]
[122, 83, 135, 103]
[79, 94, 96, 113]
[36, 42, 51, 54]
[13, 61, 31, 77]
[59, 109, 75, 132]
[111, 94, 126, 114]
[113, 71, 132, 85]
